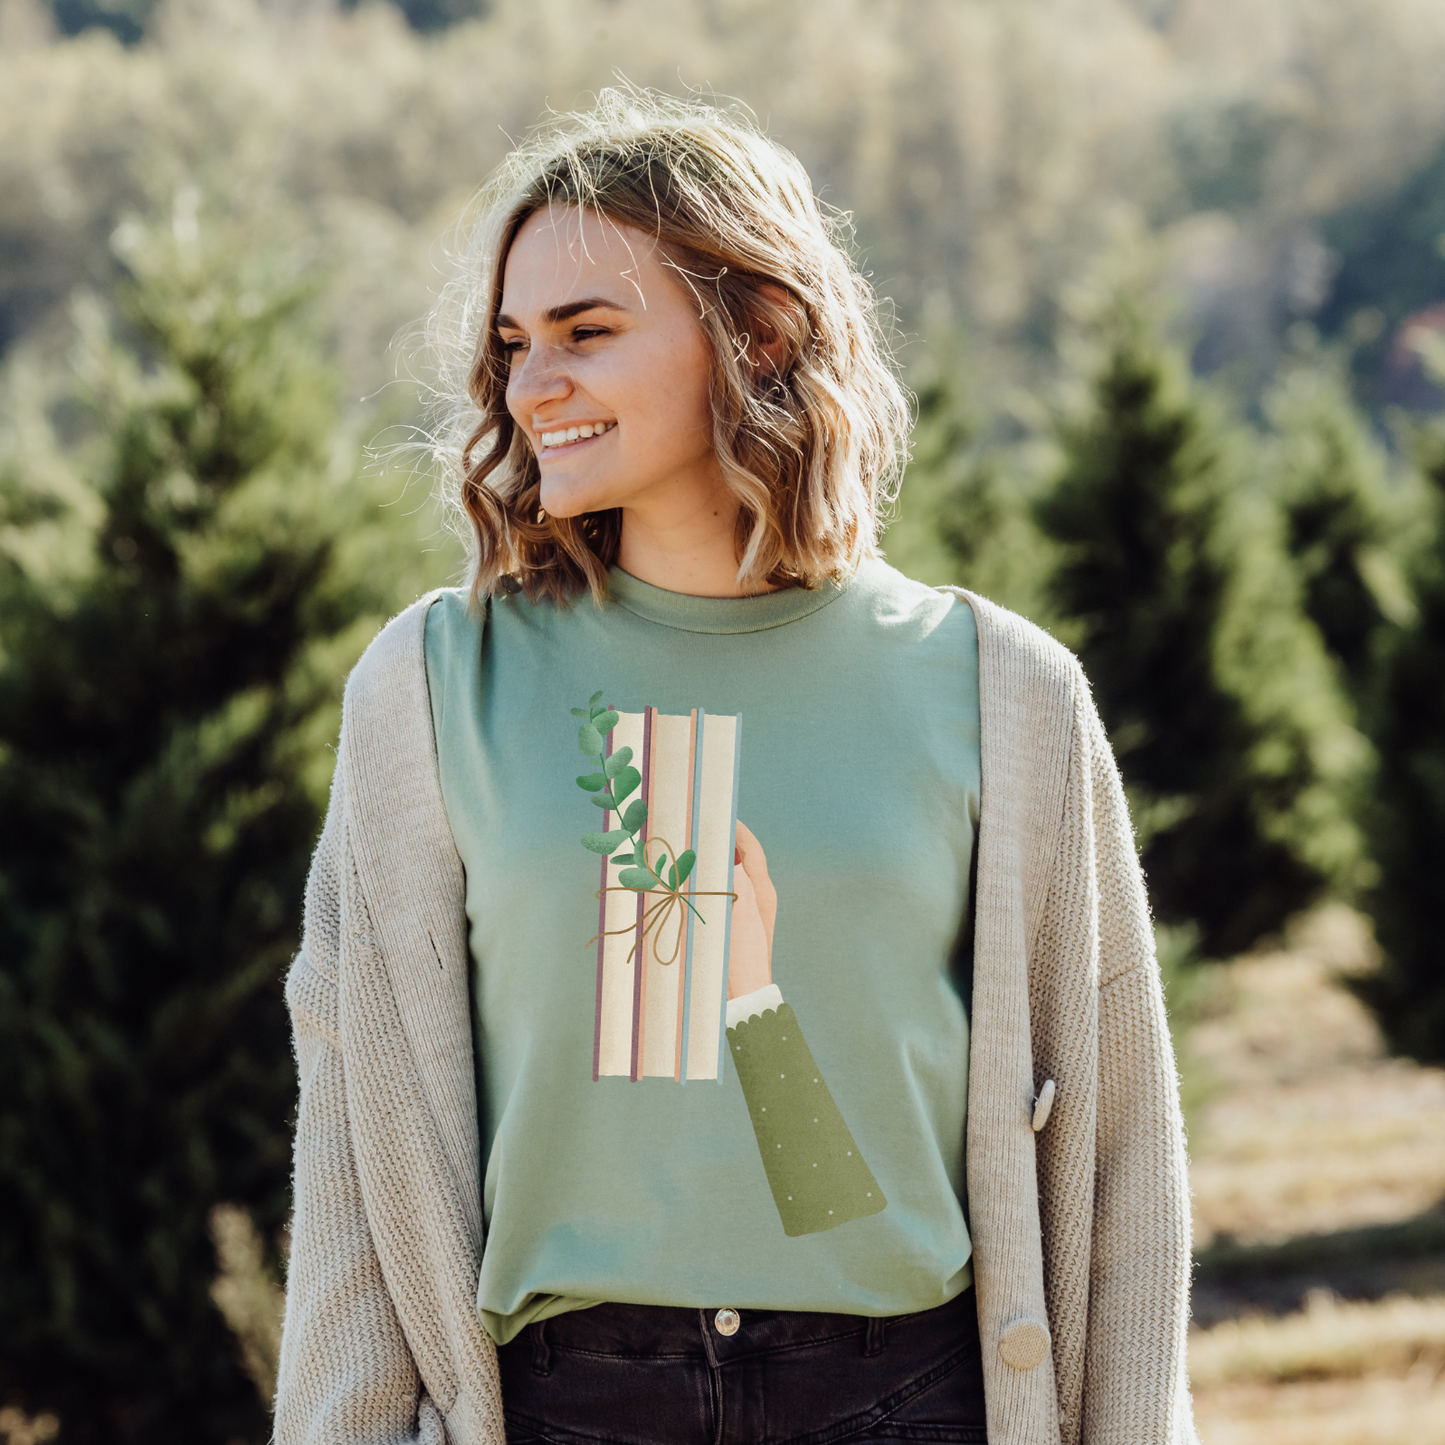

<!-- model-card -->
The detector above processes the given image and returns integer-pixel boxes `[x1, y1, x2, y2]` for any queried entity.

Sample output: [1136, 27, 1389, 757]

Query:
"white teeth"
[538, 421, 612, 449]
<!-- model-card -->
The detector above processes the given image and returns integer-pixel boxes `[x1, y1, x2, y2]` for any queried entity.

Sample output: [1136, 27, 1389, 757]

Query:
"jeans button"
[714, 1308, 741, 1336]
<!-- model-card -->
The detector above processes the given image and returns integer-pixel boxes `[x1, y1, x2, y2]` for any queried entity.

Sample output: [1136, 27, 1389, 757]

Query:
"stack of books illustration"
[592, 706, 741, 1083]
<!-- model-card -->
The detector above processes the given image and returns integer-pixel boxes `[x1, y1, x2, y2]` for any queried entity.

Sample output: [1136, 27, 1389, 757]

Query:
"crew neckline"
[605, 565, 853, 634]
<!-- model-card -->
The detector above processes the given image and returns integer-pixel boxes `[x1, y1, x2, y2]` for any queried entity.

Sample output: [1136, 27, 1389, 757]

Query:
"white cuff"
[726, 983, 784, 1029]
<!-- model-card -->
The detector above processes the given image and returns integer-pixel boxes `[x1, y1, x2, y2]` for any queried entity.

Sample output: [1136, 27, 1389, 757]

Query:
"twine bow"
[587, 834, 737, 967]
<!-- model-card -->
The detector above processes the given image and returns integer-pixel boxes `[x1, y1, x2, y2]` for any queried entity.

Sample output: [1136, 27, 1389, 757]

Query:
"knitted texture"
[274, 611, 502, 1445]
[274, 589, 1195, 1445]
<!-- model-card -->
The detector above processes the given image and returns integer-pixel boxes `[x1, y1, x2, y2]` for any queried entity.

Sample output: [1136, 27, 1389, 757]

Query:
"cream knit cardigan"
[274, 588, 1197, 1445]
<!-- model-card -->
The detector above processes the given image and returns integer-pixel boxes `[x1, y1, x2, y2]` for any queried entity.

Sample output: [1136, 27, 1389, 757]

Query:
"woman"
[274, 93, 1195, 1445]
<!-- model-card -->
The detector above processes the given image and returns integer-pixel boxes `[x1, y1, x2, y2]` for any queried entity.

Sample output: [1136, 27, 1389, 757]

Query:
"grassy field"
[1184, 906, 1445, 1442]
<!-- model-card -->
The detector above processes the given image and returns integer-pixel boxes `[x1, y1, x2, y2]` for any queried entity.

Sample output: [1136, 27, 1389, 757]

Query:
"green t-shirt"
[424, 558, 981, 1345]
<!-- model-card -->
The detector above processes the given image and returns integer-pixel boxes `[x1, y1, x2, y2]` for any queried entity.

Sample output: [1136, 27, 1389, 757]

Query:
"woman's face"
[498, 205, 722, 521]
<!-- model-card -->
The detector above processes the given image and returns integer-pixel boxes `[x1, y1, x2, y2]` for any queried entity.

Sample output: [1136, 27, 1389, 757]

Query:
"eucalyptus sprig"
[573, 691, 701, 917]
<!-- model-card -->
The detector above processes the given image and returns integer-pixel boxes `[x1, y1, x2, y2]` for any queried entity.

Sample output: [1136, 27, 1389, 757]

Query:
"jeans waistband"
[530, 1287, 975, 1366]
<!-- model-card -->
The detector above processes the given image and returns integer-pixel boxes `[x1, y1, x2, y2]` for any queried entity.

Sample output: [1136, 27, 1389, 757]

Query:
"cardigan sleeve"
[273, 765, 446, 1445]
[1076, 698, 1198, 1444]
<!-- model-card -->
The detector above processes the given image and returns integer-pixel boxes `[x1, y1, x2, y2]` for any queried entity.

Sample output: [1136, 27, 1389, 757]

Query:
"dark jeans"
[497, 1288, 988, 1444]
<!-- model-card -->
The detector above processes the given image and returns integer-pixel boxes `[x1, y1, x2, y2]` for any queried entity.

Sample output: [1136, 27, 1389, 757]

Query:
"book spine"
[630, 704, 654, 1082]
[676, 708, 699, 1082]
[592, 716, 612, 1083]
[717, 712, 743, 1083]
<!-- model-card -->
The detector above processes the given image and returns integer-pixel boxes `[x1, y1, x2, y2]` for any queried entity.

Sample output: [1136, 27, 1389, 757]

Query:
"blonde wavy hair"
[426, 89, 911, 604]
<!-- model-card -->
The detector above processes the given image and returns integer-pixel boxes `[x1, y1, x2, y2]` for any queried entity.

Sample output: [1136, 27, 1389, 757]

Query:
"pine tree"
[0, 223, 444, 1439]
[1269, 364, 1405, 706]
[1264, 363, 1445, 1059]
[1349, 431, 1445, 1061]
[1036, 311, 1364, 958]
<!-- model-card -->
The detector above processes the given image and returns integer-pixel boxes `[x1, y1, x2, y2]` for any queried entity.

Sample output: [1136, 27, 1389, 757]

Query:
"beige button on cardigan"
[273, 588, 1198, 1445]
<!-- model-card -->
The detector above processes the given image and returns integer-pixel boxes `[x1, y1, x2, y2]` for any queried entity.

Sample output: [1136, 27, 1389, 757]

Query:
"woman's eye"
[572, 327, 609, 343]
[500, 337, 527, 354]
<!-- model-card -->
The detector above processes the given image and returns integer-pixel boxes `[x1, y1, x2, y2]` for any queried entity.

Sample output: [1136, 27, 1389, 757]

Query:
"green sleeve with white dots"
[726, 1003, 886, 1237]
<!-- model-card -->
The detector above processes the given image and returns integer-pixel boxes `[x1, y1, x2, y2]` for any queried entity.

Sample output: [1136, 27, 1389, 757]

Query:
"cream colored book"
[585, 705, 741, 1083]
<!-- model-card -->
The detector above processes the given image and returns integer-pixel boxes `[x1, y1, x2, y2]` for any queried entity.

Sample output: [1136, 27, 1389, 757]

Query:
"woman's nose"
[508, 342, 571, 410]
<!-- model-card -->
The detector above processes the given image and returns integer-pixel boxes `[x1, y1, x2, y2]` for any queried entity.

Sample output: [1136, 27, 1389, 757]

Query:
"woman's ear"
[752, 282, 799, 379]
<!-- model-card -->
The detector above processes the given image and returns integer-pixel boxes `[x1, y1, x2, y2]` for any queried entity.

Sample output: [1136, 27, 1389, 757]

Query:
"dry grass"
[1191, 1062, 1445, 1247]
[1182, 905, 1445, 1443]
[1191, 1290, 1445, 1386]
[1193, 1373, 1445, 1445]
[209, 1203, 286, 1409]
[1185, 906, 1445, 1249]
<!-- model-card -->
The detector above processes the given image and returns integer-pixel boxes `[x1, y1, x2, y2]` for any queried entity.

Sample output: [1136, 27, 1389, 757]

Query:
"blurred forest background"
[1, 0, 1444, 1440]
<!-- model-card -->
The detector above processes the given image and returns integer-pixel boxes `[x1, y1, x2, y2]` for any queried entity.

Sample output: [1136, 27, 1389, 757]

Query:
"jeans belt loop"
[864, 1315, 888, 1357]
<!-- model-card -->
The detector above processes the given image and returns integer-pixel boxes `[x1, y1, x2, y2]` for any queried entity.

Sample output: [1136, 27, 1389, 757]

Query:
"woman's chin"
[539, 474, 627, 520]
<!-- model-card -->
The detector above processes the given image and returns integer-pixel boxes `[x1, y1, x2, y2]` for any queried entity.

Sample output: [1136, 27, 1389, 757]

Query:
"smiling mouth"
[537, 420, 616, 452]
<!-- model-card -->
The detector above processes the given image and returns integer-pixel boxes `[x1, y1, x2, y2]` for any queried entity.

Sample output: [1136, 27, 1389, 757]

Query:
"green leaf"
[594, 709, 620, 736]
[667, 862, 678, 889]
[652, 852, 667, 879]
[618, 867, 656, 891]
[576, 772, 606, 792]
[675, 850, 696, 885]
[622, 799, 648, 833]
[604, 746, 633, 777]
[571, 708, 589, 719]
[589, 690, 604, 709]
[610, 766, 641, 804]
[611, 852, 635, 866]
[590, 792, 614, 808]
[581, 829, 629, 854]
[578, 723, 603, 755]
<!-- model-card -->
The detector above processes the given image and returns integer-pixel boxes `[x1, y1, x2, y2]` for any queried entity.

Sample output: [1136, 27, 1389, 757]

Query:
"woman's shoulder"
[343, 588, 460, 723]
[929, 584, 1090, 751]
[947, 589, 1080, 686]
[865, 559, 1080, 689]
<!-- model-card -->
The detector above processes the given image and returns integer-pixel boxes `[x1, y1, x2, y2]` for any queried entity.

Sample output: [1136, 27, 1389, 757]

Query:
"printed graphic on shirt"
[571, 693, 887, 1237]
[574, 693, 740, 1084]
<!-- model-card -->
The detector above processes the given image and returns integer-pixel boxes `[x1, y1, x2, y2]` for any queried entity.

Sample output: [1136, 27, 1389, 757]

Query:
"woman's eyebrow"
[495, 297, 629, 330]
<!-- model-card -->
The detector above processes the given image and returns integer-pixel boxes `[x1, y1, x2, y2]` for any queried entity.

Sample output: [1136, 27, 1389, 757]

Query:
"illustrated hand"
[727, 821, 777, 999]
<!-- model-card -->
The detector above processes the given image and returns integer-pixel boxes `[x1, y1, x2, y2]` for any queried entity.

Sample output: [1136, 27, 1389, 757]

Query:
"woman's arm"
[723, 825, 886, 1237]
[273, 771, 444, 1445]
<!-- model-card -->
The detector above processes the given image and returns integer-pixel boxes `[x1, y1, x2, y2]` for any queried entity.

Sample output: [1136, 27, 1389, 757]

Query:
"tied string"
[587, 833, 737, 967]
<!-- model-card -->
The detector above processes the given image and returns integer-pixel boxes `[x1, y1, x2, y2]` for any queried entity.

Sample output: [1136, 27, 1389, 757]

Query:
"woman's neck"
[615, 484, 777, 599]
